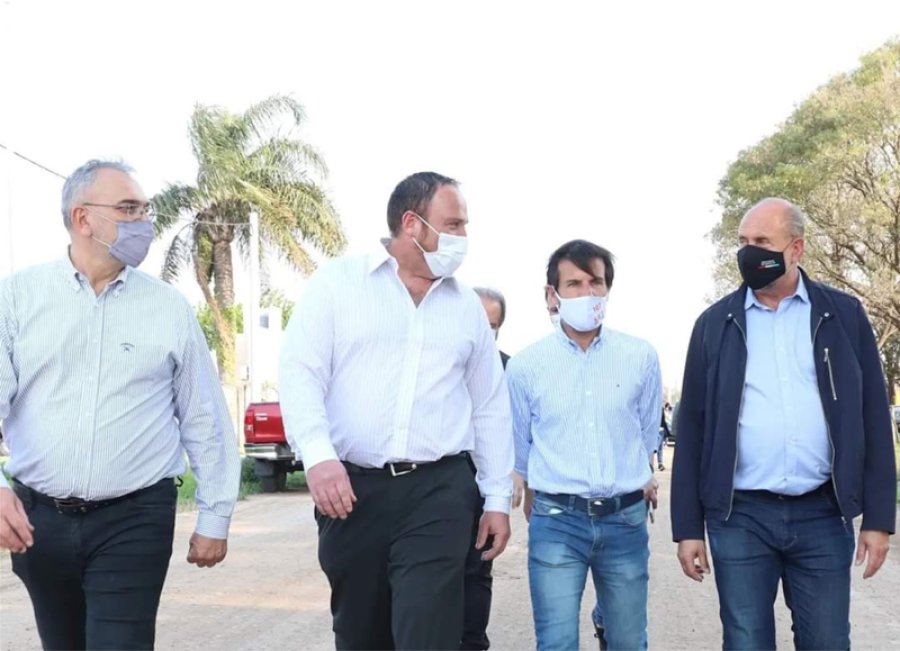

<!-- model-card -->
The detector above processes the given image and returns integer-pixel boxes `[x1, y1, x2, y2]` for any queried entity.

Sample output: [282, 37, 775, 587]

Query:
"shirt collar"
[744, 273, 809, 311]
[60, 250, 130, 293]
[367, 238, 396, 274]
[367, 238, 458, 292]
[555, 324, 607, 351]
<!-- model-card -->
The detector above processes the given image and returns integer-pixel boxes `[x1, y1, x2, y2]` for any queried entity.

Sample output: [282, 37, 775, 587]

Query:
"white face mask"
[412, 214, 468, 277]
[555, 291, 607, 332]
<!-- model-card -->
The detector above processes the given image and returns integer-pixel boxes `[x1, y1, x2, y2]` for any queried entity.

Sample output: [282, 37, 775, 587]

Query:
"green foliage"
[196, 303, 244, 353]
[152, 95, 346, 382]
[714, 40, 900, 391]
[261, 288, 295, 330]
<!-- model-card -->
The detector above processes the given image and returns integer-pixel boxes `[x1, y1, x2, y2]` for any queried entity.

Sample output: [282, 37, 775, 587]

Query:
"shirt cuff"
[195, 511, 231, 539]
[298, 438, 339, 470]
[483, 495, 511, 514]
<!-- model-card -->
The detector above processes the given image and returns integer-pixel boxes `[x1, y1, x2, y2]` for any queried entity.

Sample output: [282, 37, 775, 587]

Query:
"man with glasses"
[0, 159, 240, 650]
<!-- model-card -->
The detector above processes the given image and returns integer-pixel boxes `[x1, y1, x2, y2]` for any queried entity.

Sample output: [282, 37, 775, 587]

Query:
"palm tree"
[152, 95, 346, 383]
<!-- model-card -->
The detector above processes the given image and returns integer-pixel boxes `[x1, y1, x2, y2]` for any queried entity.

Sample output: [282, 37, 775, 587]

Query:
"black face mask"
[737, 243, 792, 290]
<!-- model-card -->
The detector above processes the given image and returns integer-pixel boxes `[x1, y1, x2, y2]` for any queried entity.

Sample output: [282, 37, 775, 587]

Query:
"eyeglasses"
[82, 202, 157, 223]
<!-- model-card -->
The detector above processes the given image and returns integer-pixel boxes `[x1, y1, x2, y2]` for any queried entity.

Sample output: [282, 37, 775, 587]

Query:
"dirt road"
[2, 451, 899, 650]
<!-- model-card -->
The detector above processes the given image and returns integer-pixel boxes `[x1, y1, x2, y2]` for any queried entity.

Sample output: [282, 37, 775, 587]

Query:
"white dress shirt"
[279, 241, 514, 513]
[0, 256, 241, 539]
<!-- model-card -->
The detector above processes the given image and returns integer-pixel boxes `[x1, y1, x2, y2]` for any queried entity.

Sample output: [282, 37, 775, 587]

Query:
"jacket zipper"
[814, 314, 846, 527]
[724, 316, 746, 522]
[823, 347, 837, 401]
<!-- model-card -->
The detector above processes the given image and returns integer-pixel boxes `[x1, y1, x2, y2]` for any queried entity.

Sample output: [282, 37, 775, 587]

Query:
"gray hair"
[745, 197, 806, 239]
[785, 202, 806, 238]
[61, 159, 134, 229]
[474, 287, 506, 327]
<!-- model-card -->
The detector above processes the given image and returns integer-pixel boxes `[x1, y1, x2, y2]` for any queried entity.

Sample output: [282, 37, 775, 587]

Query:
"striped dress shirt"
[279, 241, 514, 513]
[506, 327, 662, 498]
[0, 256, 241, 538]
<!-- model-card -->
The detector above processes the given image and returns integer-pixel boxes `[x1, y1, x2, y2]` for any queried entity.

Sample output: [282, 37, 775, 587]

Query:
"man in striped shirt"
[0, 160, 241, 650]
[507, 239, 662, 651]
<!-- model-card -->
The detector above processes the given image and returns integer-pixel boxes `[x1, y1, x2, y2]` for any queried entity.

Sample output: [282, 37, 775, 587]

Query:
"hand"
[642, 476, 659, 510]
[677, 539, 710, 582]
[187, 532, 228, 568]
[856, 530, 890, 579]
[511, 472, 526, 509]
[523, 488, 535, 522]
[306, 459, 357, 520]
[0, 487, 34, 553]
[476, 511, 511, 561]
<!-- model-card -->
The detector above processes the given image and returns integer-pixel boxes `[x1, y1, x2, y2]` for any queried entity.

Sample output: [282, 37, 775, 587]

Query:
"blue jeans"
[528, 493, 650, 651]
[656, 429, 666, 465]
[706, 487, 854, 650]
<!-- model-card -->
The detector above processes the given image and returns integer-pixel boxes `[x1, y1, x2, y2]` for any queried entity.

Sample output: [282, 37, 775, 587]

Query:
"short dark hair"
[473, 287, 506, 327]
[546, 239, 615, 290]
[387, 171, 458, 235]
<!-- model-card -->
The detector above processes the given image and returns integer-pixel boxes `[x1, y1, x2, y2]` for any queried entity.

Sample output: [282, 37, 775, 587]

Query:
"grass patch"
[174, 457, 306, 509]
[176, 457, 265, 508]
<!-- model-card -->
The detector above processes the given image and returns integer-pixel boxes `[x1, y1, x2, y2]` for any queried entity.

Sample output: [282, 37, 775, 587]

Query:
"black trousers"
[11, 479, 177, 650]
[317, 455, 479, 650]
[460, 499, 493, 651]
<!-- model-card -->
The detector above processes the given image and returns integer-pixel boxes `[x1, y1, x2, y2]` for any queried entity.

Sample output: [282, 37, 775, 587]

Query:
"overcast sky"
[2, 0, 898, 390]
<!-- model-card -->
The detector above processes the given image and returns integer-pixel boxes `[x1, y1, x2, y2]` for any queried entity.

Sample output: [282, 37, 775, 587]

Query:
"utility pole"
[247, 211, 261, 402]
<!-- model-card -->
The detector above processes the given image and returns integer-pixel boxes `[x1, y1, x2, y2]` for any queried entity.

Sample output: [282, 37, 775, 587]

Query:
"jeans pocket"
[531, 496, 565, 517]
[616, 500, 648, 527]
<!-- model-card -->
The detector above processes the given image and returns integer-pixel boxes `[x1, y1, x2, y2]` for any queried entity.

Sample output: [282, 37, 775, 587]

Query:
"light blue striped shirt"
[0, 256, 241, 538]
[736, 276, 831, 494]
[506, 327, 662, 498]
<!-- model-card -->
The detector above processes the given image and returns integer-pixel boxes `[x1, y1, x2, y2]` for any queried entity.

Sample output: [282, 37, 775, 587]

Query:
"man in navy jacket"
[671, 198, 896, 650]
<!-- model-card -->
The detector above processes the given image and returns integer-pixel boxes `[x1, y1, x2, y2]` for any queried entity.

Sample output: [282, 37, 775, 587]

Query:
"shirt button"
[586, 390, 593, 396]
[589, 422, 595, 427]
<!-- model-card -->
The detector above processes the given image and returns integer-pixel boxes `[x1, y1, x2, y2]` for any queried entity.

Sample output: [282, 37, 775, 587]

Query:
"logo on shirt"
[121, 343, 134, 353]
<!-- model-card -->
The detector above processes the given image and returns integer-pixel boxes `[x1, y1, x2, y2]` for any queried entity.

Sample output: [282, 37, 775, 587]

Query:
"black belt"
[343, 453, 468, 477]
[536, 489, 645, 517]
[12, 478, 171, 515]
[737, 481, 834, 502]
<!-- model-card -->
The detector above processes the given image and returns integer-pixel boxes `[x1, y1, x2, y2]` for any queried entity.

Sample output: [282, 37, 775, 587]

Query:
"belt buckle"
[389, 462, 417, 477]
[54, 497, 90, 514]
[587, 498, 605, 516]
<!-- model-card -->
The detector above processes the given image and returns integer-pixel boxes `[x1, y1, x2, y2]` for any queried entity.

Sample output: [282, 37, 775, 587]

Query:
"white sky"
[1, 0, 898, 391]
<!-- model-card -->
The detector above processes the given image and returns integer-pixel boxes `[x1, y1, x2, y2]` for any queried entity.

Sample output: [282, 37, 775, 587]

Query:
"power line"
[0, 142, 66, 179]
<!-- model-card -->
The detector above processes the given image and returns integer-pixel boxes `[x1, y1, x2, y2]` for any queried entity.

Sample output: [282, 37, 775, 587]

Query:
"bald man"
[671, 198, 896, 650]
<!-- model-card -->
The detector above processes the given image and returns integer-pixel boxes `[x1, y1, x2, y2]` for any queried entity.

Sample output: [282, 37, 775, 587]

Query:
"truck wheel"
[260, 471, 287, 493]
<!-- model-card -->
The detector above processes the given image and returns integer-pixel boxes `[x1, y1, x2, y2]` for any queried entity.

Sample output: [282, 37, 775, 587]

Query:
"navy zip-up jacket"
[671, 270, 897, 541]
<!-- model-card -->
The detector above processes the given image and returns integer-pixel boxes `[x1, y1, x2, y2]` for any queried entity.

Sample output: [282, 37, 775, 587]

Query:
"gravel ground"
[2, 447, 898, 650]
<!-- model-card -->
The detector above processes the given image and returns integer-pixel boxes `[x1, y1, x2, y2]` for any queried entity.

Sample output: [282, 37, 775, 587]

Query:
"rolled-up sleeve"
[639, 347, 664, 459]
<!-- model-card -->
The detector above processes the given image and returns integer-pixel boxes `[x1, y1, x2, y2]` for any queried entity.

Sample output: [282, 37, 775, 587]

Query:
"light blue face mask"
[89, 211, 155, 268]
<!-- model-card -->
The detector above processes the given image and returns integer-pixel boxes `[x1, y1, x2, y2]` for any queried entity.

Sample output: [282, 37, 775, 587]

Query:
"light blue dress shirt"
[0, 256, 241, 538]
[506, 327, 662, 498]
[736, 275, 832, 494]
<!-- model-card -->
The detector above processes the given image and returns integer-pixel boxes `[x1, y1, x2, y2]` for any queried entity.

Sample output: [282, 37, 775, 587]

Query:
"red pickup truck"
[243, 402, 303, 492]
